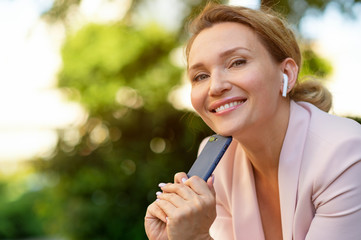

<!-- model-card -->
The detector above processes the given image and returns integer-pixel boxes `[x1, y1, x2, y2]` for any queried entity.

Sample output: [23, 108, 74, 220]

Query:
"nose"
[209, 71, 232, 96]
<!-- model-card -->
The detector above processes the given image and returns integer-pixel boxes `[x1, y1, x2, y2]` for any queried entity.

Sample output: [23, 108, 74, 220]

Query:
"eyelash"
[192, 73, 209, 82]
[229, 59, 247, 68]
[191, 59, 247, 82]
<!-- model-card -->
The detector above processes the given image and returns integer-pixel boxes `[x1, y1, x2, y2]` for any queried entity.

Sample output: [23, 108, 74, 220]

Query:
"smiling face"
[188, 22, 285, 138]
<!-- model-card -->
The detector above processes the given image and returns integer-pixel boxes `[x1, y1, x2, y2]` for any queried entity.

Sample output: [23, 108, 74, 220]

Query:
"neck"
[234, 100, 291, 179]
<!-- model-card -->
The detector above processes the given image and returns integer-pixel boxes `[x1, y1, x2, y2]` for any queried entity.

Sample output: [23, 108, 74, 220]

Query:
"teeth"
[215, 101, 244, 113]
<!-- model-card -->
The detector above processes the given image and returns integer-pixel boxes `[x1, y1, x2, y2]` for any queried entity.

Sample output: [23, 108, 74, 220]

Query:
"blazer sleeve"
[305, 137, 361, 240]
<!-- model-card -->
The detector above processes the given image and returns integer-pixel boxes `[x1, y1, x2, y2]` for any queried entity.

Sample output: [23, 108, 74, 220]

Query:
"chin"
[211, 127, 235, 137]
[211, 123, 249, 138]
[204, 119, 243, 137]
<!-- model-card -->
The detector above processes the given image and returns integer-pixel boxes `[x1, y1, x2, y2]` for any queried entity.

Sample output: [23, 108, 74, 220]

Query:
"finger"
[157, 192, 186, 208]
[158, 182, 171, 193]
[158, 182, 169, 188]
[155, 198, 178, 218]
[145, 200, 168, 223]
[174, 172, 188, 184]
[185, 176, 213, 196]
[160, 183, 195, 200]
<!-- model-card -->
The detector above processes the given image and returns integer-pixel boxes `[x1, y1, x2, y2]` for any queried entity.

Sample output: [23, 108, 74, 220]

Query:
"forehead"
[188, 22, 264, 64]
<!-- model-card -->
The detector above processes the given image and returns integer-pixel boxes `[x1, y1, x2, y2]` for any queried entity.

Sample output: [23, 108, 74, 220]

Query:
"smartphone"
[187, 134, 232, 181]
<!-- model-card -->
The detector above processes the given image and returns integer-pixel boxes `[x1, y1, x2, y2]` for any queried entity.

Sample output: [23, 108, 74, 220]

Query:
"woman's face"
[188, 22, 284, 137]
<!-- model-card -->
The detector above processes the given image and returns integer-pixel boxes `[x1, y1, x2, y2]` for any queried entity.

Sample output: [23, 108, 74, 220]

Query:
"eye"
[193, 73, 209, 82]
[230, 59, 246, 68]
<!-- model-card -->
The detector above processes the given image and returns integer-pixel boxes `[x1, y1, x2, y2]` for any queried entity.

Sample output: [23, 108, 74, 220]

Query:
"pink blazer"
[209, 101, 361, 240]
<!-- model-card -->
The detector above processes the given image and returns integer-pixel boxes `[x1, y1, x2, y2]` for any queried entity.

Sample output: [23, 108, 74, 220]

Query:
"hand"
[145, 200, 169, 240]
[158, 172, 216, 240]
[144, 172, 216, 240]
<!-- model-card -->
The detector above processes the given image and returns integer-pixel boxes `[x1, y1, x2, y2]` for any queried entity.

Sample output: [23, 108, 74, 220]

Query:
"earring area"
[282, 73, 288, 97]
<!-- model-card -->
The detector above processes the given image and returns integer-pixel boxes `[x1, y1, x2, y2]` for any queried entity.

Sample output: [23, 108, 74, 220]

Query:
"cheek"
[248, 73, 281, 111]
[234, 72, 262, 95]
[242, 68, 277, 96]
[190, 86, 205, 113]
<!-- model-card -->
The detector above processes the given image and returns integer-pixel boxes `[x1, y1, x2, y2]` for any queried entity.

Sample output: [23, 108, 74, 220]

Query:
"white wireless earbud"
[282, 73, 288, 97]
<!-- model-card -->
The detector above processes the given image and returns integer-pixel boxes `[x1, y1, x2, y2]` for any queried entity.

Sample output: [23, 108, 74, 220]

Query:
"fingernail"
[212, 174, 215, 184]
[156, 191, 162, 196]
[158, 183, 166, 188]
[181, 177, 187, 183]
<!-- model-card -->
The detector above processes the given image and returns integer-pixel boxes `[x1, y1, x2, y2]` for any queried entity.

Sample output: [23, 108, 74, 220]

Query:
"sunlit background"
[0, 0, 360, 239]
[1, 0, 361, 165]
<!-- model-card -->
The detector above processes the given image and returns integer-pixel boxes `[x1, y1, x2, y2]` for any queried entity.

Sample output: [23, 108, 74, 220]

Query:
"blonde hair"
[186, 3, 332, 112]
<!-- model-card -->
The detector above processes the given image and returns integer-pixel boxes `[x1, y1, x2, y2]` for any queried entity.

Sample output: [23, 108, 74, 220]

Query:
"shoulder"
[296, 101, 361, 144]
[295, 102, 361, 197]
[291, 101, 361, 167]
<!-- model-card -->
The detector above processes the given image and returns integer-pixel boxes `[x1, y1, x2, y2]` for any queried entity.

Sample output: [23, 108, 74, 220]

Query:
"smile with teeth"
[214, 100, 245, 113]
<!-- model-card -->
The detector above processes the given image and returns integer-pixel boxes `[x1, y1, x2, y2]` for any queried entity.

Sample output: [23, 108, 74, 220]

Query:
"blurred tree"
[43, 0, 361, 27]
[261, 0, 361, 25]
[35, 1, 220, 239]
[0, 172, 49, 239]
[299, 44, 333, 79]
[42, 0, 82, 24]
[35, 21, 213, 239]
[0, 191, 45, 238]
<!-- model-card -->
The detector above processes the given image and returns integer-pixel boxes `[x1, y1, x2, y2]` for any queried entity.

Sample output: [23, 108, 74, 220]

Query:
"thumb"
[174, 172, 188, 184]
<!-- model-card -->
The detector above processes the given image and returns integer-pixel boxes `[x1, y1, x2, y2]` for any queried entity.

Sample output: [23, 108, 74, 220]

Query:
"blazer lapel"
[278, 101, 310, 240]
[232, 145, 265, 240]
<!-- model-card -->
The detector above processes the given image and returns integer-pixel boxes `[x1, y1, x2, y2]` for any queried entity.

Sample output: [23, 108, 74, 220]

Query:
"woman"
[144, 3, 361, 240]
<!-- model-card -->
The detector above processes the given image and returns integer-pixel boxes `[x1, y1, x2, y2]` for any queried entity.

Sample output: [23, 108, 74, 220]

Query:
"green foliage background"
[1, 0, 360, 239]
[35, 22, 214, 239]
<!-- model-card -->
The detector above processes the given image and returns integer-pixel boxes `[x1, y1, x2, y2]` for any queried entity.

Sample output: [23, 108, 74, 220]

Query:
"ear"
[280, 58, 298, 96]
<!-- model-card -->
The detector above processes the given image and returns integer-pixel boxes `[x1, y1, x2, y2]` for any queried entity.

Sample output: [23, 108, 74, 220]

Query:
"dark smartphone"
[187, 134, 232, 181]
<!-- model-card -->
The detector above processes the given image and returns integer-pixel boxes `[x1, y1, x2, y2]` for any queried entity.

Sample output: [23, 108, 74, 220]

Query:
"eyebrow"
[219, 46, 251, 58]
[188, 46, 251, 72]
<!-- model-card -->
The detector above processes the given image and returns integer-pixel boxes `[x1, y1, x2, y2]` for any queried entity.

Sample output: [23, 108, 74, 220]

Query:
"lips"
[209, 98, 247, 113]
